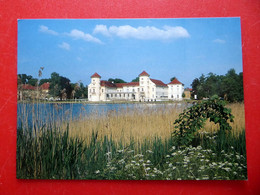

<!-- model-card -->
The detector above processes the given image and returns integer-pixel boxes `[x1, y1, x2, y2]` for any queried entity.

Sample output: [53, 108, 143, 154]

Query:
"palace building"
[88, 71, 184, 102]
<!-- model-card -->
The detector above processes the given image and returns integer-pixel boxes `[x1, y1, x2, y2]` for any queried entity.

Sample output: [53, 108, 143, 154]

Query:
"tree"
[17, 74, 37, 85]
[108, 78, 126, 83]
[131, 77, 139, 82]
[28, 78, 38, 86]
[49, 72, 61, 98]
[39, 78, 50, 86]
[49, 72, 72, 100]
[190, 69, 244, 102]
[170, 77, 176, 81]
[191, 78, 200, 99]
[73, 82, 88, 99]
[221, 69, 243, 102]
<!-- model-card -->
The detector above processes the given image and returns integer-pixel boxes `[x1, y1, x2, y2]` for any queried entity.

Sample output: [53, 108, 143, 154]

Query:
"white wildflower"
[222, 167, 231, 172]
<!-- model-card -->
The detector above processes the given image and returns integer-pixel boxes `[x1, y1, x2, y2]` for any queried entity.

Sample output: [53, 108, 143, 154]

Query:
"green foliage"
[49, 72, 72, 100]
[39, 78, 51, 86]
[131, 77, 139, 82]
[28, 78, 38, 86]
[18, 74, 38, 86]
[170, 77, 176, 81]
[73, 82, 88, 99]
[108, 78, 127, 83]
[172, 97, 234, 146]
[191, 69, 243, 102]
[17, 125, 246, 180]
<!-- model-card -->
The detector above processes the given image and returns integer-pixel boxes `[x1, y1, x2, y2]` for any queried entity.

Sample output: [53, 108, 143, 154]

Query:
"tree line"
[18, 68, 244, 102]
[191, 69, 243, 102]
[18, 72, 88, 100]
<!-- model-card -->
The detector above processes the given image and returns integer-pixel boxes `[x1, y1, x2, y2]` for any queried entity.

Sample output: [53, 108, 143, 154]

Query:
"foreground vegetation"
[17, 99, 247, 180]
[16, 126, 247, 180]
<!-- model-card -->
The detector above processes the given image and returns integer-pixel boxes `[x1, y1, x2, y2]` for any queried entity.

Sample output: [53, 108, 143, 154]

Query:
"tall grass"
[16, 125, 246, 179]
[17, 102, 247, 179]
[66, 103, 245, 143]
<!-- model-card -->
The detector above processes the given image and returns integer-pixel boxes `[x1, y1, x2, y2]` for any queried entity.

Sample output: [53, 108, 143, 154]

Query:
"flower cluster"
[94, 144, 247, 180]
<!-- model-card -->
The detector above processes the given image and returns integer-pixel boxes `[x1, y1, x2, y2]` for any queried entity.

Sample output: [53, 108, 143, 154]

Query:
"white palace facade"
[88, 71, 184, 102]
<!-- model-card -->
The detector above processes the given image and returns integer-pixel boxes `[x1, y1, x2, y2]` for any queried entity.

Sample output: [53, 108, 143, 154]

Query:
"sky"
[17, 18, 243, 87]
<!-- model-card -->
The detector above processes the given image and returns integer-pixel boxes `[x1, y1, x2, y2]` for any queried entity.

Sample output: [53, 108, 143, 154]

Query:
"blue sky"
[18, 18, 243, 87]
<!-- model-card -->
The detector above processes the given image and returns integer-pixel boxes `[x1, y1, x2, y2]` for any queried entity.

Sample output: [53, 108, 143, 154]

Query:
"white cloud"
[213, 39, 226, 44]
[93, 25, 190, 40]
[58, 42, 70, 50]
[67, 29, 102, 44]
[93, 25, 110, 36]
[39, 25, 58, 35]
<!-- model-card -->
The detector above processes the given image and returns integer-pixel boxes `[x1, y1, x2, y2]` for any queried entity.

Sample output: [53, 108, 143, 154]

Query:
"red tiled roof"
[40, 82, 50, 90]
[115, 83, 125, 88]
[168, 78, 183, 85]
[22, 84, 36, 90]
[123, 82, 139, 86]
[101, 81, 139, 88]
[91, 72, 101, 78]
[100, 80, 117, 88]
[139, 71, 150, 77]
[185, 88, 192, 91]
[150, 79, 167, 87]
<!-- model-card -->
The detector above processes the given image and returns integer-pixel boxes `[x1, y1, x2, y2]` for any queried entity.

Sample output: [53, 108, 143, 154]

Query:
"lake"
[17, 102, 187, 127]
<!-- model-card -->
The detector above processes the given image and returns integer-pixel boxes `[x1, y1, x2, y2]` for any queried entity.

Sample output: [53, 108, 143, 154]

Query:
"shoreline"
[18, 99, 195, 104]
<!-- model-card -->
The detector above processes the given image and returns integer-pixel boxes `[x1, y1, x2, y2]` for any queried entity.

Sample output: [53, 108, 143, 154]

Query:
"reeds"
[67, 104, 183, 145]
[17, 101, 247, 179]
[67, 102, 245, 145]
[16, 124, 247, 179]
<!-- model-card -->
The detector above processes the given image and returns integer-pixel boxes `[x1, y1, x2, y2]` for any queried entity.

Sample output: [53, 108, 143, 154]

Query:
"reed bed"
[17, 101, 247, 180]
[66, 103, 245, 145]
[17, 102, 245, 144]
[67, 104, 183, 145]
[202, 103, 245, 135]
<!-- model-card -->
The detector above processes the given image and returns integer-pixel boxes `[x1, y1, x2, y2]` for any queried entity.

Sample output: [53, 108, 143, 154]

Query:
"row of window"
[107, 93, 134, 98]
